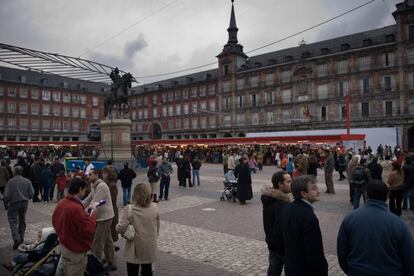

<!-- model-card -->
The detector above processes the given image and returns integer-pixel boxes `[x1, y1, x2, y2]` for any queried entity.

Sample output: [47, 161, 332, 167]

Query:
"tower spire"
[227, 0, 238, 44]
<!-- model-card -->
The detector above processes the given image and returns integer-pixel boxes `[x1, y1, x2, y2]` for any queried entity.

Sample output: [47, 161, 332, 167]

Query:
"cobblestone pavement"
[0, 163, 413, 275]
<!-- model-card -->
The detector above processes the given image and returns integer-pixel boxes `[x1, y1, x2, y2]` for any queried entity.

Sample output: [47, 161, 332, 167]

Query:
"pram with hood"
[220, 170, 238, 202]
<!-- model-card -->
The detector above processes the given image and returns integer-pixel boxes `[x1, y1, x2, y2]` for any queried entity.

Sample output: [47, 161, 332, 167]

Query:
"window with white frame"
[19, 103, 28, 114]
[42, 119, 50, 130]
[8, 118, 16, 128]
[266, 74, 274, 86]
[182, 104, 188, 115]
[8, 87, 16, 97]
[20, 118, 28, 129]
[358, 56, 371, 71]
[191, 87, 197, 98]
[80, 108, 86, 119]
[31, 103, 39, 115]
[175, 90, 181, 100]
[93, 109, 99, 120]
[32, 119, 39, 130]
[168, 105, 174, 116]
[80, 95, 86, 105]
[224, 97, 230, 111]
[0, 101, 3, 113]
[162, 106, 167, 117]
[409, 99, 414, 115]
[72, 121, 79, 131]
[143, 109, 148, 119]
[53, 119, 61, 130]
[222, 81, 231, 92]
[383, 75, 394, 91]
[267, 111, 274, 124]
[200, 101, 207, 111]
[143, 97, 148, 106]
[63, 93, 70, 103]
[31, 88, 39, 99]
[237, 78, 245, 90]
[209, 115, 216, 127]
[209, 99, 216, 111]
[383, 52, 394, 67]
[266, 91, 273, 104]
[162, 93, 167, 103]
[282, 110, 291, 123]
[199, 86, 206, 97]
[317, 84, 328, 99]
[72, 94, 80, 103]
[361, 78, 370, 94]
[42, 90, 51, 100]
[183, 118, 189, 129]
[282, 89, 291, 103]
[224, 115, 231, 126]
[337, 80, 348, 97]
[8, 102, 16, 113]
[385, 101, 393, 116]
[192, 117, 198, 129]
[192, 102, 198, 113]
[72, 107, 79, 118]
[407, 48, 414, 64]
[52, 91, 61, 102]
[252, 113, 259, 125]
[53, 105, 60, 116]
[138, 110, 143, 119]
[63, 106, 70, 117]
[336, 60, 348, 74]
[152, 95, 157, 105]
[153, 108, 158, 118]
[20, 87, 28, 98]
[176, 105, 181, 116]
[0, 117, 3, 129]
[42, 104, 50, 116]
[317, 64, 327, 77]
[176, 118, 182, 129]
[236, 114, 245, 125]
[208, 85, 215, 95]
[282, 70, 291, 83]
[250, 76, 259, 87]
[92, 97, 99, 106]
[63, 120, 70, 131]
[200, 117, 207, 128]
[131, 111, 136, 120]
[183, 89, 189, 99]
[0, 86, 4, 96]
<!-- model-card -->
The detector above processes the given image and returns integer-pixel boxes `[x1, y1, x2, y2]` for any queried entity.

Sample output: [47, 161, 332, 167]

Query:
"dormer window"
[301, 51, 311, 59]
[41, 78, 48, 85]
[19, 76, 26, 83]
[62, 82, 68, 89]
[241, 64, 249, 70]
[205, 73, 211, 80]
[321, 48, 330, 55]
[186, 77, 193, 84]
[341, 43, 351, 51]
[223, 64, 229, 76]
[363, 39, 372, 47]
[268, 59, 277, 65]
[254, 62, 262, 68]
[144, 87, 149, 92]
[157, 84, 163, 90]
[171, 80, 178, 86]
[385, 34, 395, 43]
[284, 55, 293, 62]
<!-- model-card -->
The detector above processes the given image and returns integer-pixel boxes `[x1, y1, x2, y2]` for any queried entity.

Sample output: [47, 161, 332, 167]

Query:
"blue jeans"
[353, 188, 365, 209]
[123, 186, 131, 206]
[268, 249, 283, 276]
[192, 170, 200, 185]
[160, 176, 170, 200]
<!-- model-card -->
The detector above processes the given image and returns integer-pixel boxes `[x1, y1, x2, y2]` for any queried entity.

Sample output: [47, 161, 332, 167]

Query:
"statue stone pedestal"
[98, 118, 133, 162]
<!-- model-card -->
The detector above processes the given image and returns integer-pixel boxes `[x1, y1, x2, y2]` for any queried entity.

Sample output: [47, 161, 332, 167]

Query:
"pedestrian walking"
[52, 178, 96, 276]
[191, 157, 201, 186]
[261, 171, 292, 276]
[234, 156, 253, 205]
[116, 183, 160, 276]
[28, 158, 42, 202]
[184, 156, 193, 187]
[51, 157, 65, 201]
[337, 179, 414, 275]
[350, 159, 370, 209]
[282, 175, 328, 276]
[324, 151, 335, 194]
[147, 160, 160, 203]
[0, 159, 11, 209]
[347, 156, 359, 204]
[55, 170, 67, 201]
[102, 166, 120, 250]
[3, 166, 34, 250]
[158, 158, 173, 201]
[83, 169, 116, 270]
[402, 155, 414, 211]
[118, 162, 137, 206]
[41, 163, 53, 203]
[387, 161, 404, 216]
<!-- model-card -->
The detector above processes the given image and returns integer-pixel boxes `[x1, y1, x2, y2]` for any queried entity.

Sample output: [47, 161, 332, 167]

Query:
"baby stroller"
[220, 170, 238, 202]
[5, 227, 60, 276]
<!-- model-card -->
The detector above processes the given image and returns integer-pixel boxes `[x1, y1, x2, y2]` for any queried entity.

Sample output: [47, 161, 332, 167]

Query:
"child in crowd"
[55, 170, 67, 201]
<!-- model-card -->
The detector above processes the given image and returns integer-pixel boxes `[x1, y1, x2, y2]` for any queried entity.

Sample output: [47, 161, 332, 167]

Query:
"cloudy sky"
[0, 0, 400, 84]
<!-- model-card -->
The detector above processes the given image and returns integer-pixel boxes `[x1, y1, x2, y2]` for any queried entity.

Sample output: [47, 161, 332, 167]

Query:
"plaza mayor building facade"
[1, 0, 414, 148]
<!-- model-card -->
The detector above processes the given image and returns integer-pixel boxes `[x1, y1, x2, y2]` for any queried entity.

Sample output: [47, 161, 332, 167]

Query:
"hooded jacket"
[261, 185, 292, 254]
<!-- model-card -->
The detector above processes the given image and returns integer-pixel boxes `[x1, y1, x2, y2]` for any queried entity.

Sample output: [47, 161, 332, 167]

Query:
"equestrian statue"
[104, 67, 134, 118]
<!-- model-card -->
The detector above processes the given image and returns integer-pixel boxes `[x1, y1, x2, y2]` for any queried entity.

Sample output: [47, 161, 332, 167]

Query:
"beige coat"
[116, 203, 160, 264]
[387, 170, 404, 190]
[82, 179, 114, 222]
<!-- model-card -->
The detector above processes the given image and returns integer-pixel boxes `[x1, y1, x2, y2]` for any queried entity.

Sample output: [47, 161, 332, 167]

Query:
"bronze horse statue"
[104, 69, 134, 118]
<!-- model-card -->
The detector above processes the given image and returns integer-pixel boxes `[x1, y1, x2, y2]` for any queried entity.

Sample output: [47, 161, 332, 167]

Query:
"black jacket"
[29, 163, 42, 183]
[191, 159, 202, 170]
[283, 199, 328, 276]
[367, 161, 383, 180]
[261, 185, 291, 254]
[117, 167, 137, 188]
[234, 163, 253, 201]
[402, 163, 414, 188]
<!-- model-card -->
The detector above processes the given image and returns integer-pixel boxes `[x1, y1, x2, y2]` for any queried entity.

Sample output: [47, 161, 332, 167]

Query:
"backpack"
[351, 166, 365, 187]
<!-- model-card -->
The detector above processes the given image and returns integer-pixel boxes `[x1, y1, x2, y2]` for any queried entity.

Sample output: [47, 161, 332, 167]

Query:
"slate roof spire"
[227, 0, 238, 44]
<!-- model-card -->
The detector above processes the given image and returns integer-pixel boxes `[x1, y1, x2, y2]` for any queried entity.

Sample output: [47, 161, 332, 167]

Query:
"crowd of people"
[0, 142, 413, 275]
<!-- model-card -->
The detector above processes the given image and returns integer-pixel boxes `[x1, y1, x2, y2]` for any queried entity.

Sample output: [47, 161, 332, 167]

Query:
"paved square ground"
[0, 163, 413, 275]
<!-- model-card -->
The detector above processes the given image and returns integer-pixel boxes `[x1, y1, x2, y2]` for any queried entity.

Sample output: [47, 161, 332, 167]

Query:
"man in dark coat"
[282, 175, 328, 276]
[261, 171, 292, 275]
[337, 179, 414, 275]
[176, 156, 186, 187]
[117, 162, 137, 206]
[184, 156, 193, 187]
[29, 158, 42, 202]
[234, 156, 253, 205]
[402, 155, 414, 210]
[367, 156, 382, 180]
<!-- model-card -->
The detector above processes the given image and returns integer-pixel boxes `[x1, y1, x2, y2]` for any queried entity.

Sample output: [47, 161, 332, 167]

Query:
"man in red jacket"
[52, 178, 96, 276]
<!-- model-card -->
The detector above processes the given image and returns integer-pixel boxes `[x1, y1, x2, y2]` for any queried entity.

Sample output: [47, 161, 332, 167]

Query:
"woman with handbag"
[116, 183, 160, 276]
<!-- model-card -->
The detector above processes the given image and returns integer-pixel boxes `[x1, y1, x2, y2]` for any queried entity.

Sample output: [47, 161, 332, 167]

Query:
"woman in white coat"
[116, 183, 160, 276]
